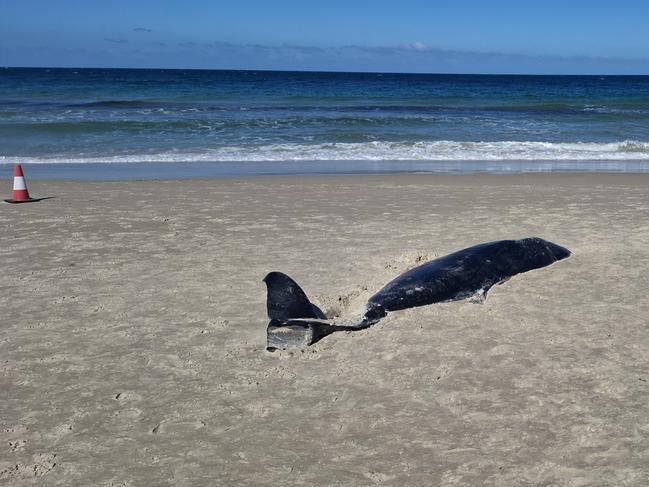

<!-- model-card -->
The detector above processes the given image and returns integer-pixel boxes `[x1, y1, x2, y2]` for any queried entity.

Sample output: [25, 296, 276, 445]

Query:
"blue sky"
[1, 0, 649, 74]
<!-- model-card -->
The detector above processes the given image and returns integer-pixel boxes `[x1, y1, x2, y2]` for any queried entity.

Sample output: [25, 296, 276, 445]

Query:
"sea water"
[1, 68, 649, 179]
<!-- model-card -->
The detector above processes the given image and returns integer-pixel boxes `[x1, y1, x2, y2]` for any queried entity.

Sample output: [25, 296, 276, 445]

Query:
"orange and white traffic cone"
[4, 164, 40, 203]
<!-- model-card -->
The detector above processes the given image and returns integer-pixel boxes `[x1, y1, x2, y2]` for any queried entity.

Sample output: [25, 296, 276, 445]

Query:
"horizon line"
[3, 65, 649, 77]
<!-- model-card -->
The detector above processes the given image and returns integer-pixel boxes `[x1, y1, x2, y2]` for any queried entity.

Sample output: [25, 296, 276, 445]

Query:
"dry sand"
[1, 173, 649, 486]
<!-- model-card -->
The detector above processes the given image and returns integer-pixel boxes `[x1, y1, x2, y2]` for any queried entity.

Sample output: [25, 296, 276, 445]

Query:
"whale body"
[263, 237, 570, 351]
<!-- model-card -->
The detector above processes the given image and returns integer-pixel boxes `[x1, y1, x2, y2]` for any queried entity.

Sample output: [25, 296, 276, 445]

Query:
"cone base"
[4, 197, 43, 204]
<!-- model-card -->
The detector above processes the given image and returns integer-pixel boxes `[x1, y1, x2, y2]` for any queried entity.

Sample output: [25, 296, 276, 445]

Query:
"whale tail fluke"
[262, 272, 326, 321]
[266, 319, 350, 351]
[263, 272, 360, 351]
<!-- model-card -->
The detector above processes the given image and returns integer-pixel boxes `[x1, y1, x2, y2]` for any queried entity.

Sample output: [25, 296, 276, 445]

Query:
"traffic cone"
[4, 164, 40, 203]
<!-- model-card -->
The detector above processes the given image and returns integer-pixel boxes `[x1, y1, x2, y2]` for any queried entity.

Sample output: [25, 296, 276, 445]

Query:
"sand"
[1, 173, 649, 486]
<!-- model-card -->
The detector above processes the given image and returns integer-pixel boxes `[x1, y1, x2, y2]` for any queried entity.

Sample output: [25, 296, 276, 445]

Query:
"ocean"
[2, 67, 649, 179]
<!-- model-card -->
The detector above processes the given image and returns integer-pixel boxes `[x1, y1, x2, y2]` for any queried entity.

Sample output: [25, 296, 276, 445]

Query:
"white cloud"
[402, 42, 429, 51]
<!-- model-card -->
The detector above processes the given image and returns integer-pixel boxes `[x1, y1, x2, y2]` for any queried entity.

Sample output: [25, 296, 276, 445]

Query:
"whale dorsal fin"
[263, 272, 326, 320]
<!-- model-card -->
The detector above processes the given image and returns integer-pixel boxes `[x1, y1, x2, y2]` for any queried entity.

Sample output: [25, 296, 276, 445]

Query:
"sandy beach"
[2, 172, 649, 486]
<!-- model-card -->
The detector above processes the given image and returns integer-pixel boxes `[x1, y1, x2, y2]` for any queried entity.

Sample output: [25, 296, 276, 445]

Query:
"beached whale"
[263, 237, 570, 351]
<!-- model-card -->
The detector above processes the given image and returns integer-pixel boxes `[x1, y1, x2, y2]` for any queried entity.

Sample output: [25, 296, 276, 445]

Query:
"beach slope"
[1, 173, 648, 486]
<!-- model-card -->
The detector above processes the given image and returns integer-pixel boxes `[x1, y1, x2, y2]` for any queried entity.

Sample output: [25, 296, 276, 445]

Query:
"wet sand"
[1, 173, 649, 486]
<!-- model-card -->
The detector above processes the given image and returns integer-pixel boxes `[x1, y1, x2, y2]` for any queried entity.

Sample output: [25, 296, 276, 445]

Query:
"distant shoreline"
[3, 160, 649, 181]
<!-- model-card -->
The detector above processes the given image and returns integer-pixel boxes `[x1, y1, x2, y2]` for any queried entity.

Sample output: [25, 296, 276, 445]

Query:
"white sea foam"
[2, 140, 649, 164]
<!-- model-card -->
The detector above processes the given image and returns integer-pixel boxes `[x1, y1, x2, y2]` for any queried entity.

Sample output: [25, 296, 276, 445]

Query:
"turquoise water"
[2, 68, 649, 177]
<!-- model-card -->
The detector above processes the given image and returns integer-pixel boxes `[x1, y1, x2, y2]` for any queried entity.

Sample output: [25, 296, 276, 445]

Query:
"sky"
[1, 0, 649, 74]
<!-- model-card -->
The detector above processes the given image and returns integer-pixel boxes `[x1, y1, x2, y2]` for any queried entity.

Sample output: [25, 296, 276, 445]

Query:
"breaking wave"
[3, 140, 649, 164]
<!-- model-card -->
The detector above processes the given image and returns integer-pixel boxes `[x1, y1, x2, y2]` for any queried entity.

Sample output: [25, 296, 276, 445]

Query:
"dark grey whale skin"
[264, 237, 570, 350]
[363, 237, 570, 323]
[263, 271, 326, 321]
